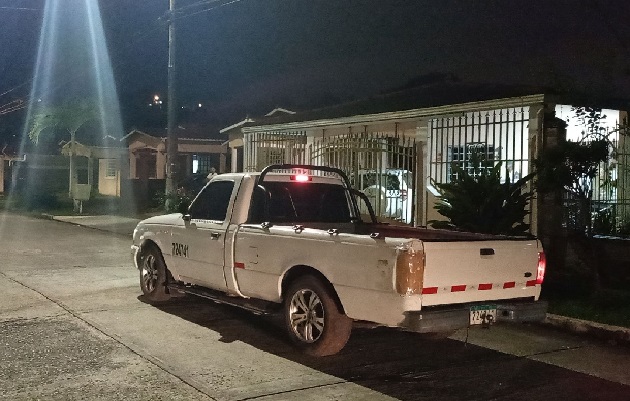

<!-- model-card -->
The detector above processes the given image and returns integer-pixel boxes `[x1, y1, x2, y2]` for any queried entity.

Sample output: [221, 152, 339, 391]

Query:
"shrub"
[429, 157, 534, 235]
[155, 187, 195, 213]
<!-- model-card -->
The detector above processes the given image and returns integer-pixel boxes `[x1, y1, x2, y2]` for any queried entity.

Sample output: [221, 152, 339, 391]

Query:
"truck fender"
[135, 238, 161, 268]
[280, 265, 346, 315]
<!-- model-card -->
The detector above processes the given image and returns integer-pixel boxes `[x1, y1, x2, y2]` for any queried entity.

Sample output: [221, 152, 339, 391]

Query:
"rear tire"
[284, 275, 352, 356]
[139, 244, 171, 304]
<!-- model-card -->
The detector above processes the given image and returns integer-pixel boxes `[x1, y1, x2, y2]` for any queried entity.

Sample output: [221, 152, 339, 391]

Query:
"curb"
[43, 214, 137, 237]
[542, 313, 630, 346]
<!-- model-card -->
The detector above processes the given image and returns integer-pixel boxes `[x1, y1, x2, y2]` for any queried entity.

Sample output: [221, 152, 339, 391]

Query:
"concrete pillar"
[415, 122, 429, 226]
[528, 103, 545, 236]
[129, 149, 137, 179]
[87, 157, 93, 187]
[219, 152, 226, 174]
[532, 103, 569, 279]
[156, 148, 166, 179]
[231, 147, 238, 173]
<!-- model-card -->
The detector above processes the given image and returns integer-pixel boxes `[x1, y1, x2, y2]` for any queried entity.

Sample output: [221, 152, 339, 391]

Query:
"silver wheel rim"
[289, 289, 325, 343]
[141, 254, 158, 293]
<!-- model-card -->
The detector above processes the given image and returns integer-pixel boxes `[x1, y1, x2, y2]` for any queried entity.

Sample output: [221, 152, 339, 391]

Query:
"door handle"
[210, 232, 221, 240]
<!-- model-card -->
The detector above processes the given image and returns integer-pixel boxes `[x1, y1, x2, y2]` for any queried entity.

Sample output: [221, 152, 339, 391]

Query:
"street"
[1, 212, 629, 401]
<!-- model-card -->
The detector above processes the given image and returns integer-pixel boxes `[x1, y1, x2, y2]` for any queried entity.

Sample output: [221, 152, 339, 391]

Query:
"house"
[0, 146, 26, 195]
[60, 135, 127, 198]
[124, 128, 228, 181]
[221, 83, 630, 235]
[53, 127, 228, 209]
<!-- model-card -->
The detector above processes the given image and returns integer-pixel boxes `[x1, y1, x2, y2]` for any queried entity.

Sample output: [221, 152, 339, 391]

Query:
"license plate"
[470, 305, 497, 325]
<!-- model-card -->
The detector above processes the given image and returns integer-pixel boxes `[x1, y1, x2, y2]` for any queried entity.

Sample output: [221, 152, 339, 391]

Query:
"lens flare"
[2, 0, 129, 238]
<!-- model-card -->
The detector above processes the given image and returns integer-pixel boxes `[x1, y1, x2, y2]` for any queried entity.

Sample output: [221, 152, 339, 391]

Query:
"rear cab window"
[248, 181, 352, 224]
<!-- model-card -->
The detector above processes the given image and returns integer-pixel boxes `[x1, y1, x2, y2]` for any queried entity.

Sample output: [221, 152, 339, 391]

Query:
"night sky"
[1, 0, 630, 147]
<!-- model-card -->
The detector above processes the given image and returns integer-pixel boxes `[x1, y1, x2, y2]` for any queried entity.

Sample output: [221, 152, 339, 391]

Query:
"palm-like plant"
[28, 100, 97, 143]
[28, 100, 98, 199]
[430, 155, 534, 236]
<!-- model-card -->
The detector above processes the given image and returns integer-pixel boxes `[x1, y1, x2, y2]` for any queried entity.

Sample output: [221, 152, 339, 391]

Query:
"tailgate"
[420, 240, 542, 307]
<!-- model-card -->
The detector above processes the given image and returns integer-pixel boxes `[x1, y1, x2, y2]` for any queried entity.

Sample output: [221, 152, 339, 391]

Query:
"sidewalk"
[46, 213, 630, 347]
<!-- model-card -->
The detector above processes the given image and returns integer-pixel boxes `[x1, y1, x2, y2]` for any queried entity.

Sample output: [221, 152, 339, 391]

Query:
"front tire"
[139, 245, 171, 303]
[284, 275, 352, 356]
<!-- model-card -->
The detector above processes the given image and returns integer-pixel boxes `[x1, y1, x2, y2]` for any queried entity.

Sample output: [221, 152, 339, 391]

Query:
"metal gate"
[243, 131, 308, 172]
[243, 131, 417, 224]
[310, 132, 417, 224]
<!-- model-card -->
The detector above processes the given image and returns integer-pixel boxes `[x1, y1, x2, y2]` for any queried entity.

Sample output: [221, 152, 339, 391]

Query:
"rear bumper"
[400, 300, 548, 333]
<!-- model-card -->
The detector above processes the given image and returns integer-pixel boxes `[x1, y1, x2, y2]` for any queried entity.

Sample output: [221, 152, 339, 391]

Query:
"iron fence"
[243, 131, 308, 172]
[568, 134, 630, 237]
[428, 108, 530, 185]
[428, 107, 532, 227]
[310, 132, 416, 224]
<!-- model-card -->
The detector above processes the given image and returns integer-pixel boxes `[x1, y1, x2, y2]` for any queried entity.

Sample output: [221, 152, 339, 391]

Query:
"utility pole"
[165, 0, 178, 198]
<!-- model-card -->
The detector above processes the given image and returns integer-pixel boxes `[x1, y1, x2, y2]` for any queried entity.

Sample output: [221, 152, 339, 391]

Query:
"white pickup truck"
[131, 164, 547, 356]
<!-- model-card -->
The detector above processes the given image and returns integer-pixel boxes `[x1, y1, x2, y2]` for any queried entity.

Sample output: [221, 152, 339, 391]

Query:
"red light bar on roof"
[291, 174, 312, 182]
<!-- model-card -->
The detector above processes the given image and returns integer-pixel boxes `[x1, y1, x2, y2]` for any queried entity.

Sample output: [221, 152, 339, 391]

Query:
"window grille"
[105, 159, 117, 178]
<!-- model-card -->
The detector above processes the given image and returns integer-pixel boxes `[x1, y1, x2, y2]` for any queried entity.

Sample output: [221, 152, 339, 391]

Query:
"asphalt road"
[1, 212, 629, 401]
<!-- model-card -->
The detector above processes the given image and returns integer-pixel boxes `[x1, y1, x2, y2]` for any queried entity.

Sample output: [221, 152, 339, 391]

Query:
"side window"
[189, 180, 234, 221]
[248, 186, 266, 223]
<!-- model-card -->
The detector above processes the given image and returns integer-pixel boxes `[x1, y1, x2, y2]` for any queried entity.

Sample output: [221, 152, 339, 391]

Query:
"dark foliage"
[430, 157, 534, 235]
[155, 187, 195, 213]
[535, 138, 609, 200]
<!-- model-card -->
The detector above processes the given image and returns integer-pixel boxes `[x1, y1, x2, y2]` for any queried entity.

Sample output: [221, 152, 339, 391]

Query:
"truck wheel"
[284, 276, 352, 356]
[139, 245, 171, 303]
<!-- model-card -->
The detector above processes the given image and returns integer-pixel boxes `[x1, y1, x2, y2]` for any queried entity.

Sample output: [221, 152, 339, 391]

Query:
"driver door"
[169, 179, 236, 290]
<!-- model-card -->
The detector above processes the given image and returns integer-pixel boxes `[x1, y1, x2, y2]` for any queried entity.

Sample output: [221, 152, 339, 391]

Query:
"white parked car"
[354, 169, 413, 224]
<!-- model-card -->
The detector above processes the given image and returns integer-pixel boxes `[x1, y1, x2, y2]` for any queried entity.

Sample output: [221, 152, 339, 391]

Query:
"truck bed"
[356, 223, 534, 242]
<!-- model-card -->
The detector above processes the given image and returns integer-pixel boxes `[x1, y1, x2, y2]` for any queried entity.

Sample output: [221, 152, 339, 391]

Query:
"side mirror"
[182, 213, 192, 222]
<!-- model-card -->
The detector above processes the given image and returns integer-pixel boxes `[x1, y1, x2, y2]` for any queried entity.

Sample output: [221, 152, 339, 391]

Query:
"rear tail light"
[395, 245, 425, 295]
[290, 174, 311, 182]
[401, 189, 407, 201]
[536, 251, 546, 285]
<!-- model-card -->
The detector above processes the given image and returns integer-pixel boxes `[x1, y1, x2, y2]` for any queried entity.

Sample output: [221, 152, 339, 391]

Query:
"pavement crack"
[234, 380, 348, 401]
[522, 345, 586, 358]
[0, 313, 68, 324]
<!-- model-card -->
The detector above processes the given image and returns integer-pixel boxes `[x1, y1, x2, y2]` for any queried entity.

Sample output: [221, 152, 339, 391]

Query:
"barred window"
[448, 143, 496, 181]
[105, 159, 117, 178]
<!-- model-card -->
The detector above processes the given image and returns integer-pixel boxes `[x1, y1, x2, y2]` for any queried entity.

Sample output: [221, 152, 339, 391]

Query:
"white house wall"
[98, 158, 120, 196]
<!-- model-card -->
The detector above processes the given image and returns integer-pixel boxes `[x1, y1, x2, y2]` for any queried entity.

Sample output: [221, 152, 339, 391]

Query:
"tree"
[430, 154, 534, 236]
[28, 100, 98, 205]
